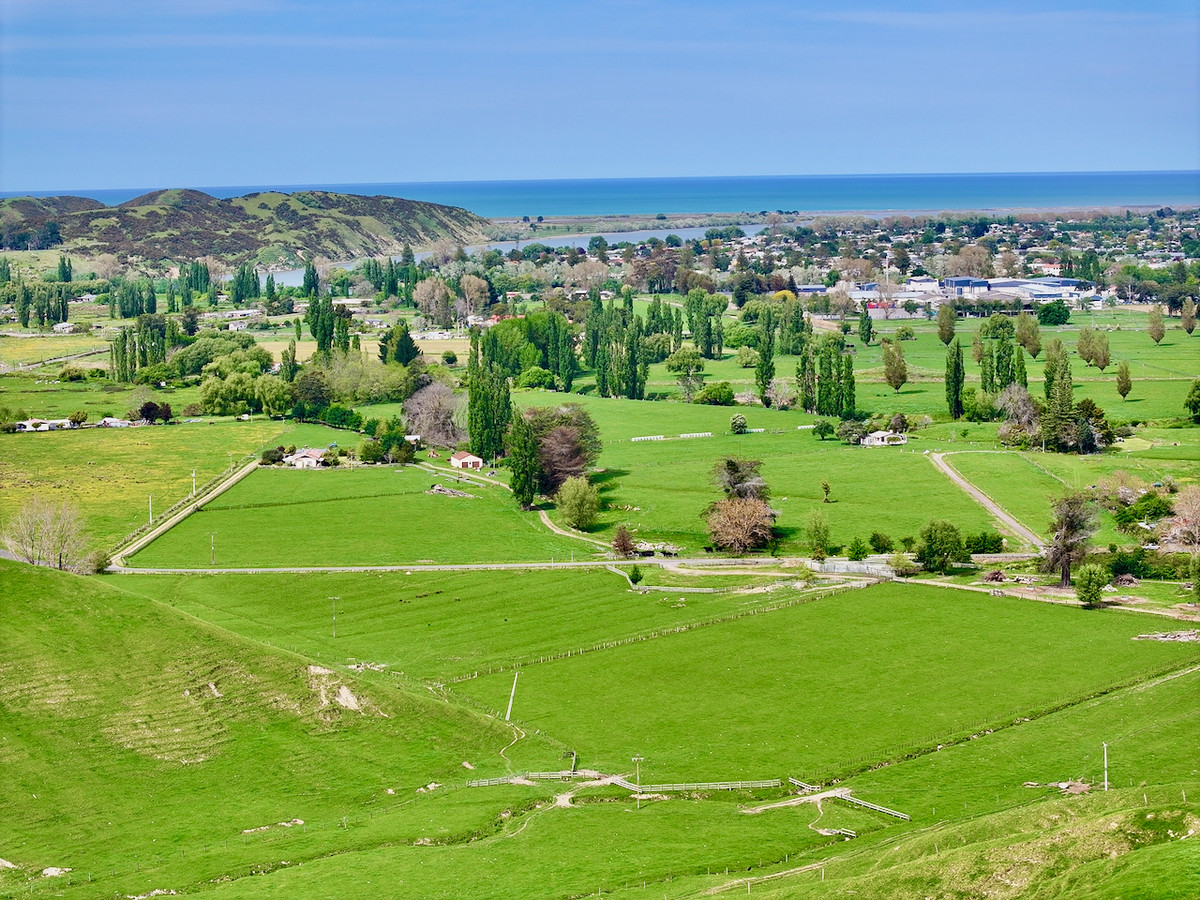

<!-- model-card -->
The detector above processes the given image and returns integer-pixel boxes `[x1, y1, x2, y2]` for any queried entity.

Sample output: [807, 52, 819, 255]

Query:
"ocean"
[4, 171, 1198, 219]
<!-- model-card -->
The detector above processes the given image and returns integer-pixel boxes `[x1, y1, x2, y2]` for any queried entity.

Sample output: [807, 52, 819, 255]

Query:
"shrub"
[60, 365, 87, 382]
[889, 551, 918, 577]
[1075, 563, 1108, 608]
[812, 420, 835, 441]
[964, 531, 1004, 553]
[442, 350, 458, 365]
[847, 537, 869, 560]
[735, 345, 760, 368]
[729, 413, 747, 434]
[869, 531, 894, 554]
[629, 564, 643, 585]
[557, 476, 600, 529]
[182, 403, 202, 417]
[694, 382, 735, 405]
[516, 366, 556, 389]
[260, 447, 285, 465]
[707, 497, 775, 554]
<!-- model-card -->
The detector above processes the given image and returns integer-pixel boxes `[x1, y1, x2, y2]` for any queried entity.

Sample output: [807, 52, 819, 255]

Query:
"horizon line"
[3, 168, 1198, 199]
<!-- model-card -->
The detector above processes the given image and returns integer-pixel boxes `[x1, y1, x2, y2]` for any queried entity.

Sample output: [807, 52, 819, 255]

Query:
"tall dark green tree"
[507, 412, 540, 509]
[945, 339, 965, 419]
[302, 261, 319, 297]
[755, 308, 776, 405]
[857, 303, 872, 345]
[468, 362, 511, 463]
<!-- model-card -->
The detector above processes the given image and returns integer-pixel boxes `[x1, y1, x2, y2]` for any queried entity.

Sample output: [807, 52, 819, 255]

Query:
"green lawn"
[454, 582, 1200, 783]
[128, 465, 588, 568]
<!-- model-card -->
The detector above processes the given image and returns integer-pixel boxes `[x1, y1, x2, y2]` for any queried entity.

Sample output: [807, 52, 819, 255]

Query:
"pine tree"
[303, 261, 319, 297]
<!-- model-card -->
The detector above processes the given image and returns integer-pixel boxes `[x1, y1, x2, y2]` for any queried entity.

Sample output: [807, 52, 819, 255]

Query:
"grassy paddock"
[116, 567, 824, 683]
[455, 582, 1200, 782]
[128, 465, 587, 568]
[0, 419, 325, 550]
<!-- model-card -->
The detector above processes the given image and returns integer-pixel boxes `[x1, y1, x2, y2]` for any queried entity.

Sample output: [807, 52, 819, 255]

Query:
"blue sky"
[1, 0, 1198, 191]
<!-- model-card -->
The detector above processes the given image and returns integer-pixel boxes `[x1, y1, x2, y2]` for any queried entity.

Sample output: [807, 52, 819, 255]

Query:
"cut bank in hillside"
[0, 189, 488, 270]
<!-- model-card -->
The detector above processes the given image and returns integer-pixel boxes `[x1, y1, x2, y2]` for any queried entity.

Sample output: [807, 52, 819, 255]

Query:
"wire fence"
[440, 582, 861, 685]
[109, 451, 260, 557]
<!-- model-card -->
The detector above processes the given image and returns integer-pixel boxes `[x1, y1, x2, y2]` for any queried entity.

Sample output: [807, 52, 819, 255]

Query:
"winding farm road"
[928, 452, 1046, 551]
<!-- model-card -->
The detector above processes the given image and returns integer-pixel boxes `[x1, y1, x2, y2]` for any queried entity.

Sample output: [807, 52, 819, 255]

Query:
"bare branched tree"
[403, 382, 464, 448]
[1041, 492, 1098, 587]
[706, 498, 775, 553]
[2, 499, 86, 570]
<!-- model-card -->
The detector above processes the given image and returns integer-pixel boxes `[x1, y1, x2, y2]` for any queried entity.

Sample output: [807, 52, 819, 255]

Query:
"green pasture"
[128, 465, 588, 568]
[562, 428, 1001, 552]
[455, 582, 1200, 783]
[116, 567, 822, 684]
[0, 333, 108, 368]
[0, 560, 520, 899]
[0, 372, 202, 421]
[0, 418, 323, 550]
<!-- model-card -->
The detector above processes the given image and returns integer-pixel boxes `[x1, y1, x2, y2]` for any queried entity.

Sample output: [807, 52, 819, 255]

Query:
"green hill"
[0, 188, 487, 269]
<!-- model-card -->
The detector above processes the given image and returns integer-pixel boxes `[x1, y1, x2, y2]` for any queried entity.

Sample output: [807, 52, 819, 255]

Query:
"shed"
[450, 451, 484, 470]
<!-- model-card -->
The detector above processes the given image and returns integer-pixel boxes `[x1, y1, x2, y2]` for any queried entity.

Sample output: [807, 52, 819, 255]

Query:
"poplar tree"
[1014, 345, 1028, 388]
[858, 304, 873, 345]
[882, 339, 908, 393]
[507, 412, 539, 509]
[1116, 359, 1132, 400]
[755, 308, 776, 405]
[841, 354, 855, 417]
[937, 303, 956, 345]
[945, 339, 965, 419]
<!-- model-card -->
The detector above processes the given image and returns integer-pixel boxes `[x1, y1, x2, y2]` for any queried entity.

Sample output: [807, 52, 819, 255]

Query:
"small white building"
[52, 321, 75, 334]
[862, 430, 907, 447]
[450, 451, 484, 470]
[283, 447, 326, 469]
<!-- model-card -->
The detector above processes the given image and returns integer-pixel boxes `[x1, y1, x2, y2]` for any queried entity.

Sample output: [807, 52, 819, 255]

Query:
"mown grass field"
[128, 465, 587, 568]
[454, 582, 1200, 782]
[0, 419, 332, 550]
[5, 556, 1199, 898]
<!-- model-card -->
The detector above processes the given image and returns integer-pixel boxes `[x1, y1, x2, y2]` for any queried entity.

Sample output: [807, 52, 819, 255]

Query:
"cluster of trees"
[1, 499, 93, 572]
[704, 457, 775, 553]
[584, 289, 659, 400]
[795, 333, 855, 417]
[506, 404, 602, 518]
[109, 313, 186, 382]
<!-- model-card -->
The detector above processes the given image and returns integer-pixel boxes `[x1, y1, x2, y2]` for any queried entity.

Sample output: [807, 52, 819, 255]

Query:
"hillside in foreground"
[0, 189, 487, 269]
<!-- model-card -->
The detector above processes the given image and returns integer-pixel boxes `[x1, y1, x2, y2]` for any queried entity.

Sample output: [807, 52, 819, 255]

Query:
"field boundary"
[110, 457, 260, 567]
[930, 451, 1045, 550]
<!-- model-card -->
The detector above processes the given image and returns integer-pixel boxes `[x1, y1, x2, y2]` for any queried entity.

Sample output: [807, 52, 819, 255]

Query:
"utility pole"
[148, 495, 153, 526]
[209, 532, 216, 566]
[632, 755, 644, 810]
[1103, 742, 1108, 791]
[330, 597, 340, 638]
[192, 469, 196, 496]
[505, 671, 520, 721]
